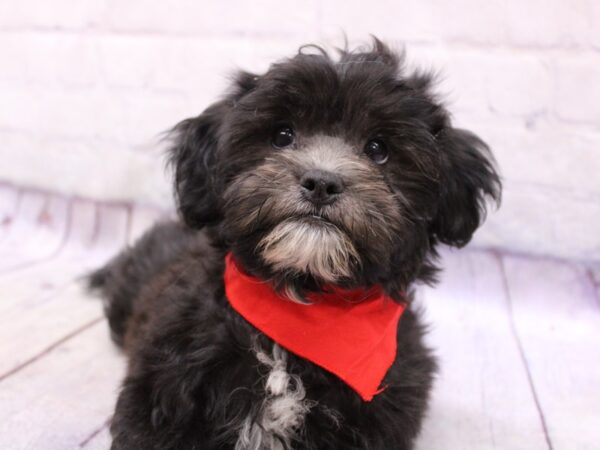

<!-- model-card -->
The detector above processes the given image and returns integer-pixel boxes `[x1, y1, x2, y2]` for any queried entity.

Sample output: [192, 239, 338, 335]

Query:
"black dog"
[90, 39, 500, 450]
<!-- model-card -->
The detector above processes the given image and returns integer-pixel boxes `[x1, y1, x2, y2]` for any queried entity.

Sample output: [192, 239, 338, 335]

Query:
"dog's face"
[170, 40, 500, 299]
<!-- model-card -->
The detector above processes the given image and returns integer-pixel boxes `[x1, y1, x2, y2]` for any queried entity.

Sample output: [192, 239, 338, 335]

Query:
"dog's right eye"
[272, 126, 295, 149]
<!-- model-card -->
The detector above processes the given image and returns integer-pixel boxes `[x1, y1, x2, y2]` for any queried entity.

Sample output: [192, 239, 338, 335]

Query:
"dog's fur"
[89, 39, 501, 449]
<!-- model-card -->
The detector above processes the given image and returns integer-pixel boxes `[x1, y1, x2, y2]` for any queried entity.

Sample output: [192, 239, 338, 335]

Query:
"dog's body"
[90, 40, 500, 449]
[91, 222, 435, 449]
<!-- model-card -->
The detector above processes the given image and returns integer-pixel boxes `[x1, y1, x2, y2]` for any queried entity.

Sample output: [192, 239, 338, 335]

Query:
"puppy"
[89, 39, 501, 450]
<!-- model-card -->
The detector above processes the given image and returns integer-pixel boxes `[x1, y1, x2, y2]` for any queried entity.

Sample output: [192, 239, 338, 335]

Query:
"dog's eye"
[364, 139, 388, 164]
[272, 126, 295, 149]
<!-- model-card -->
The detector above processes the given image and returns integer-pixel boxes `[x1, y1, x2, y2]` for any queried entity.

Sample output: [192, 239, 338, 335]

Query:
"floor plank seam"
[79, 416, 112, 448]
[495, 252, 555, 450]
[0, 316, 105, 383]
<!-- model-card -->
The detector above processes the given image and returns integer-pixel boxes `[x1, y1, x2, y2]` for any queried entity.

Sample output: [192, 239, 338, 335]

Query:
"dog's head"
[169, 39, 501, 301]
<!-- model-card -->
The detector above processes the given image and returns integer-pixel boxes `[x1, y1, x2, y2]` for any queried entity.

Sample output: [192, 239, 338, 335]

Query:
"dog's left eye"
[272, 126, 295, 149]
[364, 139, 389, 164]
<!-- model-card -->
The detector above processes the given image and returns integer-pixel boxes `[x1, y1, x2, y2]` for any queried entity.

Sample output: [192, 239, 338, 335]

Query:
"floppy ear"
[431, 128, 501, 247]
[169, 101, 228, 229]
[169, 71, 258, 229]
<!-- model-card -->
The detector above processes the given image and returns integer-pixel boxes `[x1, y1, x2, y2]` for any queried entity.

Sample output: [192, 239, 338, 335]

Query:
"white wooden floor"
[0, 183, 598, 450]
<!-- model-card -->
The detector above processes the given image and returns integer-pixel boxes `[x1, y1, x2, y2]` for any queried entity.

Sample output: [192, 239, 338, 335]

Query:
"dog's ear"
[169, 71, 258, 229]
[431, 128, 501, 247]
[169, 101, 227, 228]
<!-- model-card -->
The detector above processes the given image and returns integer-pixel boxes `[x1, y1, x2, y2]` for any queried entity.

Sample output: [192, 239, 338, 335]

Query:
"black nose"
[300, 169, 345, 205]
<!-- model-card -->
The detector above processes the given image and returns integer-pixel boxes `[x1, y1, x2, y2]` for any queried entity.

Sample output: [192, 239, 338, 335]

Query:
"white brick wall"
[1, 1, 599, 263]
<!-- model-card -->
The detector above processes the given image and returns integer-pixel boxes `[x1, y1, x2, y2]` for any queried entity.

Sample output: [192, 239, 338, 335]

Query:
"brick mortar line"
[0, 26, 313, 41]
[2, 122, 600, 154]
[0, 27, 599, 55]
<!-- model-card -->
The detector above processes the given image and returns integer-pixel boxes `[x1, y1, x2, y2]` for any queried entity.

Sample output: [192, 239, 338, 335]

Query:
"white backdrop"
[1, 0, 599, 263]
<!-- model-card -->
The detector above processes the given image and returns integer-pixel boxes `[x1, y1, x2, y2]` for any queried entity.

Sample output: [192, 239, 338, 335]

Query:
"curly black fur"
[89, 38, 500, 450]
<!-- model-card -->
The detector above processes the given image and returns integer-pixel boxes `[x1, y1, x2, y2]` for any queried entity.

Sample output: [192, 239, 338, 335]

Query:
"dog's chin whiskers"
[258, 218, 360, 285]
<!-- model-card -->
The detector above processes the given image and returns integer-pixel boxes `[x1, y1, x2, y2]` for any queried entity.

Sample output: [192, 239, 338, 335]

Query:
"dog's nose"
[300, 169, 345, 205]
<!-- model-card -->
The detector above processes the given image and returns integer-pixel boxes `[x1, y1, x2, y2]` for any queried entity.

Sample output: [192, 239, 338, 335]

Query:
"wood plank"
[415, 249, 549, 450]
[0, 202, 127, 317]
[0, 199, 98, 311]
[0, 203, 130, 379]
[0, 321, 125, 449]
[0, 201, 126, 289]
[501, 254, 600, 450]
[0, 281, 106, 377]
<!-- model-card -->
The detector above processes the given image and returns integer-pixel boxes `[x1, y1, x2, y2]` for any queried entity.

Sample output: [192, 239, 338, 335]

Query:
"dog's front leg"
[108, 326, 227, 450]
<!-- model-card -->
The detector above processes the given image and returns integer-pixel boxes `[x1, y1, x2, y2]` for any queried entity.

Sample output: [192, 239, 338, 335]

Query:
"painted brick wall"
[1, 1, 599, 262]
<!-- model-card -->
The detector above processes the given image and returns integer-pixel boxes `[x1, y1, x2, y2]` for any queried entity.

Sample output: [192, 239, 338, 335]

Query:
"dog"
[89, 39, 501, 450]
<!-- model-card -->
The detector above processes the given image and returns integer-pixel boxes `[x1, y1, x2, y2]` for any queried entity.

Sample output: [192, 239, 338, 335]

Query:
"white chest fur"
[235, 343, 313, 450]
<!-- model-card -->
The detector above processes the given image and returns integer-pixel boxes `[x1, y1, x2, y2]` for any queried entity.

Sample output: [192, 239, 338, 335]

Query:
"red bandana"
[224, 253, 406, 401]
